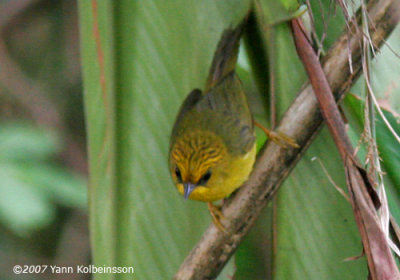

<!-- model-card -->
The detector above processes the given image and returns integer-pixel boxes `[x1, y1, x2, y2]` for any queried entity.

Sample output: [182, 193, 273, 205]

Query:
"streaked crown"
[170, 130, 226, 185]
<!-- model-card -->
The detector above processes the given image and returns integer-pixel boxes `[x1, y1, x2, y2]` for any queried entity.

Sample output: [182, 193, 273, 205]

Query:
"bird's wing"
[170, 88, 202, 145]
[195, 72, 255, 155]
[173, 88, 202, 125]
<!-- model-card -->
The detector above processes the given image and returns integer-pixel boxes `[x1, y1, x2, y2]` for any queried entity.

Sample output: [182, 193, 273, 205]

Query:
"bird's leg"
[207, 202, 226, 232]
[254, 120, 299, 148]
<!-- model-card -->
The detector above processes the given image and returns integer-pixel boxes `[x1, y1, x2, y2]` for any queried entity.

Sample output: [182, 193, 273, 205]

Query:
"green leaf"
[259, 0, 300, 25]
[376, 113, 400, 194]
[369, 26, 400, 112]
[274, 130, 367, 279]
[0, 122, 85, 236]
[236, 1, 367, 279]
[0, 122, 60, 162]
[0, 164, 55, 236]
[78, 0, 116, 276]
[79, 1, 251, 279]
[306, 0, 346, 51]
[270, 9, 400, 280]
[343, 94, 400, 225]
[18, 164, 87, 209]
[79, 0, 400, 278]
[343, 24, 400, 226]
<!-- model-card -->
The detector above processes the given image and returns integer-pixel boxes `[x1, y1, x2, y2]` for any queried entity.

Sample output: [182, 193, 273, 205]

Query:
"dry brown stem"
[291, 16, 399, 280]
[174, 0, 400, 279]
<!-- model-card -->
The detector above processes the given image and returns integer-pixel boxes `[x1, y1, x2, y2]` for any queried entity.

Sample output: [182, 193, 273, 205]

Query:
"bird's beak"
[183, 183, 196, 199]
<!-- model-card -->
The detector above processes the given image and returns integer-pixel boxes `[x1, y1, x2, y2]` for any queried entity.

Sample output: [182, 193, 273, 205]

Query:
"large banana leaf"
[79, 0, 399, 279]
[79, 1, 251, 279]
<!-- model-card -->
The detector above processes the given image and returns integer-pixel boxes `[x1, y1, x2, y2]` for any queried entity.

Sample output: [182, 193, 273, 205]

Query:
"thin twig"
[311, 157, 350, 202]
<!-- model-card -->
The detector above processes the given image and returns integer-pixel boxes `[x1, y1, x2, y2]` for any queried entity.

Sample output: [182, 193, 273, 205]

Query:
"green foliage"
[80, 1, 251, 279]
[344, 94, 400, 223]
[238, 1, 400, 279]
[79, 0, 400, 279]
[237, 1, 367, 277]
[0, 123, 58, 161]
[343, 24, 400, 226]
[0, 122, 86, 236]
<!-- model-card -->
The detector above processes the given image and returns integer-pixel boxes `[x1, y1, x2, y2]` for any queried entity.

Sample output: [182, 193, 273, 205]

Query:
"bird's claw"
[208, 202, 227, 232]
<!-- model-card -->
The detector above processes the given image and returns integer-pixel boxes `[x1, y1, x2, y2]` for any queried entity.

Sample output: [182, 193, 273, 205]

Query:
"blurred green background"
[0, 1, 88, 279]
[0, 0, 399, 279]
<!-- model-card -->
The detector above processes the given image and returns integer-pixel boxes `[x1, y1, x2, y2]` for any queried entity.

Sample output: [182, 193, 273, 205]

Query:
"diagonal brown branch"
[174, 0, 400, 279]
[291, 16, 399, 280]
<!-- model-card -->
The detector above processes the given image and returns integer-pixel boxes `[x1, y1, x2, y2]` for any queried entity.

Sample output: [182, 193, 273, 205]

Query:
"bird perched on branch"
[169, 19, 297, 230]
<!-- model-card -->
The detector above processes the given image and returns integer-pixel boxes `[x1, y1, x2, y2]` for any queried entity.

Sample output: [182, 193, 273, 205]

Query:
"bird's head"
[169, 130, 227, 201]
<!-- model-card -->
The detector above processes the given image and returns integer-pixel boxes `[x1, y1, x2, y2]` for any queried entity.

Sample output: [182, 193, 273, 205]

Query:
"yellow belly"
[176, 143, 257, 202]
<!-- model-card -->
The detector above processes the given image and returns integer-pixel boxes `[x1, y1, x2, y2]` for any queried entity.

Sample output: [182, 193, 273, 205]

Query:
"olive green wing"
[173, 89, 202, 126]
[195, 72, 255, 155]
[198, 72, 252, 124]
[169, 89, 202, 147]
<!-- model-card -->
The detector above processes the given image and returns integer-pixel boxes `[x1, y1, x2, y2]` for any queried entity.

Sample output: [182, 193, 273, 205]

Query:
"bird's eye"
[198, 170, 212, 186]
[175, 166, 182, 182]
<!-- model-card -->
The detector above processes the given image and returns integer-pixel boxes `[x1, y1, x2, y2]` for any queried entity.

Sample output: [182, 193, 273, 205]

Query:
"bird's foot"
[254, 121, 299, 148]
[207, 202, 227, 232]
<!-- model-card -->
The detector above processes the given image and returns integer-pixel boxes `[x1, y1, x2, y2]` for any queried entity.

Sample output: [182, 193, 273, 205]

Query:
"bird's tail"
[204, 19, 247, 92]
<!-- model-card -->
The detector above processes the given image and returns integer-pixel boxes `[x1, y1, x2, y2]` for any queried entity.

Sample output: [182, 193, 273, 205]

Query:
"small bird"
[169, 20, 296, 230]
